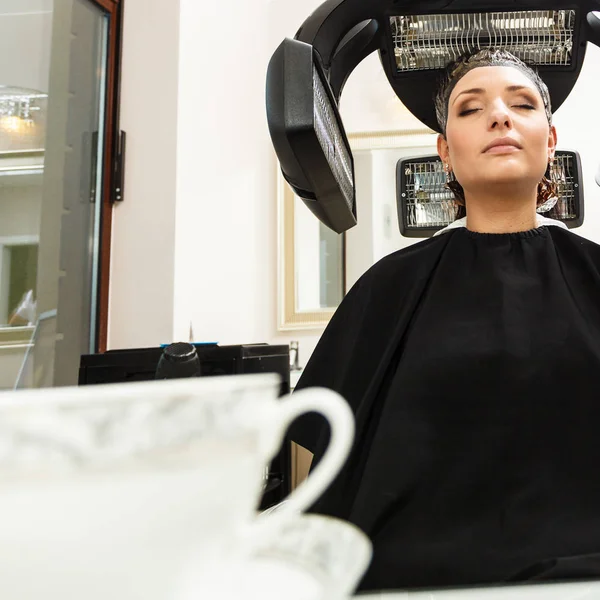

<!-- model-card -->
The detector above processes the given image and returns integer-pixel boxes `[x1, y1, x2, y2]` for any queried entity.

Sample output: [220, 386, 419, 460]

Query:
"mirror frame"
[277, 172, 340, 331]
[276, 127, 436, 332]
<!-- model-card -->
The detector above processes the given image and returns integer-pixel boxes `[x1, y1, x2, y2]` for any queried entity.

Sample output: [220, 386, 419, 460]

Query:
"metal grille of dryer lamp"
[390, 10, 576, 72]
[313, 66, 354, 213]
[397, 151, 583, 238]
[382, 7, 589, 132]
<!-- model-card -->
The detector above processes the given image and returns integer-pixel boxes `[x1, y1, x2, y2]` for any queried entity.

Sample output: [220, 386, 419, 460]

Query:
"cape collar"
[434, 215, 568, 237]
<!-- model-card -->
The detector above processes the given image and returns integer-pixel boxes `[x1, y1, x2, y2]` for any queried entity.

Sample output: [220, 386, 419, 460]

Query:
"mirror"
[0, 86, 46, 389]
[0, 153, 44, 328]
[276, 172, 345, 330]
[345, 128, 439, 288]
[277, 128, 439, 331]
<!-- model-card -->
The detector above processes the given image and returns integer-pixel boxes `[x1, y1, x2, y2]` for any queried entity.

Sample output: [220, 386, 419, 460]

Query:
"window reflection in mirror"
[5, 244, 38, 326]
[0, 152, 44, 329]
[0, 101, 45, 389]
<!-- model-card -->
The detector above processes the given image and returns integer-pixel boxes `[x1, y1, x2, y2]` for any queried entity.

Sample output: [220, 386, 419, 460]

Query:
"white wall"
[110, 0, 327, 364]
[108, 0, 180, 349]
[341, 52, 427, 133]
[172, 0, 331, 359]
[173, 0, 273, 345]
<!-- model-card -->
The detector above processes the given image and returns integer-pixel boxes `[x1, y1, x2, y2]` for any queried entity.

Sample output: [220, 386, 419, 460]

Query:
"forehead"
[449, 65, 540, 102]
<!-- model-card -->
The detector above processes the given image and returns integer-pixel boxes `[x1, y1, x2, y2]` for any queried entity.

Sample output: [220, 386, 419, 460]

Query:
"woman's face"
[437, 65, 557, 198]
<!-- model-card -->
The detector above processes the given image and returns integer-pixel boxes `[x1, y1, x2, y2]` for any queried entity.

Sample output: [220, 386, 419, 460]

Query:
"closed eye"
[458, 104, 535, 117]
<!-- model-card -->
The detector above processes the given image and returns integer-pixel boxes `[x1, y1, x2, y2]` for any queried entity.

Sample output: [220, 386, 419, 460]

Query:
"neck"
[464, 187, 538, 234]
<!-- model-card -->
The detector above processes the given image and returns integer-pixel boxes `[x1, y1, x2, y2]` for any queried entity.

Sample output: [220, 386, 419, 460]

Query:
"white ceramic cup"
[0, 373, 354, 600]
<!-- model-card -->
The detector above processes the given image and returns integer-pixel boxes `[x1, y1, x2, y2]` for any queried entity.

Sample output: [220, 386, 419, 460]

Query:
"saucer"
[220, 513, 372, 600]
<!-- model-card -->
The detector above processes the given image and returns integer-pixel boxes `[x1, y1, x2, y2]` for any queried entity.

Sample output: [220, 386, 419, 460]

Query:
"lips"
[483, 137, 522, 153]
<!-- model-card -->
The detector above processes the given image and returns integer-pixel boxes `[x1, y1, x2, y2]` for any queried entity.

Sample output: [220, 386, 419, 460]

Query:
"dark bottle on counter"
[154, 342, 202, 379]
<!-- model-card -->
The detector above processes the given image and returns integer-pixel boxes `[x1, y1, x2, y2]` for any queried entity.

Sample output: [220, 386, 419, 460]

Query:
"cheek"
[445, 126, 476, 170]
[446, 144, 476, 187]
[527, 127, 551, 171]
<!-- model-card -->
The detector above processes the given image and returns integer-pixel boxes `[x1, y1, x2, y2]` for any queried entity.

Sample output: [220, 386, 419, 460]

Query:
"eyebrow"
[452, 85, 536, 105]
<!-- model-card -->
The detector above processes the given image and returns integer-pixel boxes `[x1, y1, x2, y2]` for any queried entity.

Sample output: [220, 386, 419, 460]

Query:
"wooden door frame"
[90, 0, 124, 352]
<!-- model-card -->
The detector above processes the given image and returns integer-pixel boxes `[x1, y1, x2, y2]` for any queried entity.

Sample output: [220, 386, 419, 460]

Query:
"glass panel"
[318, 222, 343, 308]
[293, 195, 344, 312]
[0, 0, 110, 390]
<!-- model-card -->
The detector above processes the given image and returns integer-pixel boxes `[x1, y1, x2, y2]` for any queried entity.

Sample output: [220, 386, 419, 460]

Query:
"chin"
[492, 177, 532, 189]
[483, 164, 532, 184]
[464, 174, 531, 193]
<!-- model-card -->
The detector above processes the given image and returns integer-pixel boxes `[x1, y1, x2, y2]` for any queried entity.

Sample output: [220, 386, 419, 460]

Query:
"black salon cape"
[291, 225, 600, 592]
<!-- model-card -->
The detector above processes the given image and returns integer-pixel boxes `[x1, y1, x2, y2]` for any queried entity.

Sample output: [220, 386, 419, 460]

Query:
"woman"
[291, 49, 600, 591]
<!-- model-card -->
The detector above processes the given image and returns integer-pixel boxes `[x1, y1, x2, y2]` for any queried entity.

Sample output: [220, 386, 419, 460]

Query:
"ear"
[437, 134, 450, 166]
[548, 125, 557, 161]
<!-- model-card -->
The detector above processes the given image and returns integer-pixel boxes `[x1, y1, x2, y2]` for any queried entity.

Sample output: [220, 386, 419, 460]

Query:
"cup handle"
[240, 386, 354, 548]
[272, 387, 354, 515]
[233, 387, 354, 555]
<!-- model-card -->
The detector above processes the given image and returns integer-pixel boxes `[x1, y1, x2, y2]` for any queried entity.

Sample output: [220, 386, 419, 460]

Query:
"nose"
[488, 100, 513, 131]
